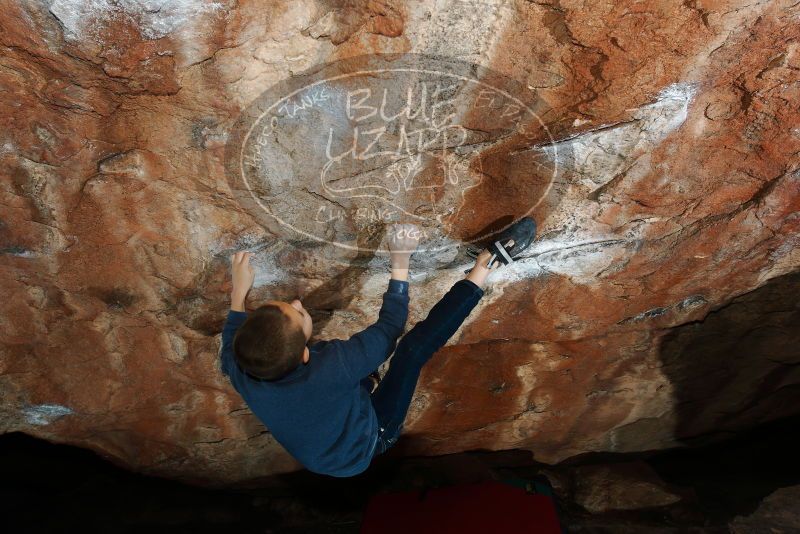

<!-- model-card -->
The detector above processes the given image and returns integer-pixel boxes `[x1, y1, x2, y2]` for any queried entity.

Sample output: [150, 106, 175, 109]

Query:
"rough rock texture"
[729, 485, 800, 533]
[0, 0, 798, 484]
[570, 462, 682, 514]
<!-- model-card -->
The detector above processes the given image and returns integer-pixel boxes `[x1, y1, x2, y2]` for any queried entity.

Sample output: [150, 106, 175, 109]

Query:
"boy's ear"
[303, 346, 310, 364]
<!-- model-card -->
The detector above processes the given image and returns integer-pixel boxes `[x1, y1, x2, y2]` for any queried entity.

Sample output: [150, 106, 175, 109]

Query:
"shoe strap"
[494, 240, 515, 264]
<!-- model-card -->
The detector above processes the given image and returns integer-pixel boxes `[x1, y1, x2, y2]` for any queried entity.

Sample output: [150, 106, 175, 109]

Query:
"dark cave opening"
[2, 414, 800, 533]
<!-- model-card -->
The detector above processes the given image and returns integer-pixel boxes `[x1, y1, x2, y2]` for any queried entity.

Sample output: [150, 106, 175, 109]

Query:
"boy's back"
[220, 279, 409, 477]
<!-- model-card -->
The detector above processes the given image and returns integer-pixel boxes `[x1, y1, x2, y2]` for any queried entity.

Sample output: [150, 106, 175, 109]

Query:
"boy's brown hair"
[232, 304, 307, 380]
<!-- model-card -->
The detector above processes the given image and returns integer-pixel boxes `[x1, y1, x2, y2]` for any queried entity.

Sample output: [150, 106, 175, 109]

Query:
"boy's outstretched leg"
[370, 250, 497, 456]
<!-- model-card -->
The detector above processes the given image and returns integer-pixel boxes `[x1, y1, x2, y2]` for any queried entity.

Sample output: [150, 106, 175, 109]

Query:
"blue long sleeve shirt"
[220, 278, 409, 477]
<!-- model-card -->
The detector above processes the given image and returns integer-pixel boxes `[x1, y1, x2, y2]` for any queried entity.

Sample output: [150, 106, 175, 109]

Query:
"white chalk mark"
[48, 0, 225, 42]
[22, 404, 73, 426]
[539, 82, 698, 190]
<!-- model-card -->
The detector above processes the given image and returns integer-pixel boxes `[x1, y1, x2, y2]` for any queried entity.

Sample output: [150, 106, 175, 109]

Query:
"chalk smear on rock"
[48, 0, 225, 41]
[21, 404, 73, 426]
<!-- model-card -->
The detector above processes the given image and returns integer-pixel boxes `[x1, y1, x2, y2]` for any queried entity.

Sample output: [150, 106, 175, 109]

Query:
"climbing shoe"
[465, 217, 537, 269]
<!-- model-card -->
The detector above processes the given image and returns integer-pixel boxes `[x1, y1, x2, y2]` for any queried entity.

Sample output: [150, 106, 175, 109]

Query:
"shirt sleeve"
[220, 310, 248, 376]
[334, 278, 409, 381]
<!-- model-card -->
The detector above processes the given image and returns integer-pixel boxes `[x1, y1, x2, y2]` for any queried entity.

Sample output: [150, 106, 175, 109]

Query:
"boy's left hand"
[231, 251, 255, 310]
[388, 223, 422, 255]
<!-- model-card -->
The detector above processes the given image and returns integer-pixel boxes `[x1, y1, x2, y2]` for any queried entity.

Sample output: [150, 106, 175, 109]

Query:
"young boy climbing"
[219, 219, 536, 477]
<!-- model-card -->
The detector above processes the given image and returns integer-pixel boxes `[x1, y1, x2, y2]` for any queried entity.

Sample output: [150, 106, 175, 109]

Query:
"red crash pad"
[361, 480, 562, 533]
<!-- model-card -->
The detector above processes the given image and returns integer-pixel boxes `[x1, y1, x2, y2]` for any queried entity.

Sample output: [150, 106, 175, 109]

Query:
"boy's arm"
[333, 278, 409, 380]
[220, 310, 248, 376]
[334, 222, 420, 380]
[220, 251, 255, 375]
[230, 251, 254, 312]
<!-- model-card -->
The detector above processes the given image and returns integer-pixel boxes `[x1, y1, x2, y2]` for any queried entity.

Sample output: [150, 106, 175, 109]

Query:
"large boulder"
[0, 0, 798, 484]
[730, 485, 800, 534]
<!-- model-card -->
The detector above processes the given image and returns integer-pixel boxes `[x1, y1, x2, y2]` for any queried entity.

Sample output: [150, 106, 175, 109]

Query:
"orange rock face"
[1, 0, 798, 483]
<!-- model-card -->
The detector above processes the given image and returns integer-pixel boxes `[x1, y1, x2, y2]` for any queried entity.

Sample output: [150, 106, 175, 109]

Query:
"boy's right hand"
[230, 251, 255, 311]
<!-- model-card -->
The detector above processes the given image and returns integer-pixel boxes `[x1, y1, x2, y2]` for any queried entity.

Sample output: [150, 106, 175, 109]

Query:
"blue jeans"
[366, 278, 484, 457]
